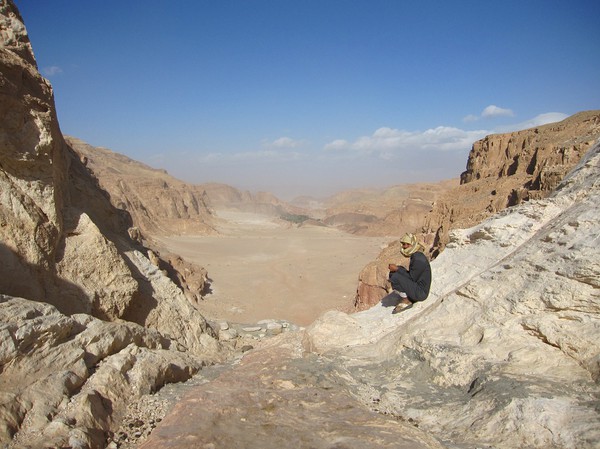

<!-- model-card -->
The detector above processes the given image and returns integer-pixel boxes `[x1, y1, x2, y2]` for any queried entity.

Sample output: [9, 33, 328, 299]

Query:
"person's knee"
[411, 293, 429, 302]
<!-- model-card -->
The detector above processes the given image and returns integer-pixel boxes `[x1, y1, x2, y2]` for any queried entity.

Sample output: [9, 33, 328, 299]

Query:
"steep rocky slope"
[0, 2, 228, 447]
[142, 140, 600, 449]
[67, 136, 309, 238]
[356, 110, 600, 309]
[66, 137, 217, 238]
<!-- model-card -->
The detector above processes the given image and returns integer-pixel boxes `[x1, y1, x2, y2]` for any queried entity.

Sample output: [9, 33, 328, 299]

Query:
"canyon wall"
[66, 136, 217, 238]
[0, 3, 226, 447]
[429, 110, 600, 255]
[355, 110, 600, 309]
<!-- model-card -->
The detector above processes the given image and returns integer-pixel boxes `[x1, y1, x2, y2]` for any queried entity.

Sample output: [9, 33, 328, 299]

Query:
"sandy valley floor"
[158, 210, 392, 326]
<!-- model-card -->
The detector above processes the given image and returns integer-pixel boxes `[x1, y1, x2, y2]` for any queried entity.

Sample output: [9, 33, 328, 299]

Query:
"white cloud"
[513, 112, 568, 129]
[464, 105, 515, 122]
[462, 114, 479, 123]
[491, 112, 569, 133]
[481, 105, 514, 118]
[43, 65, 63, 77]
[262, 136, 304, 149]
[324, 126, 488, 159]
[323, 139, 350, 151]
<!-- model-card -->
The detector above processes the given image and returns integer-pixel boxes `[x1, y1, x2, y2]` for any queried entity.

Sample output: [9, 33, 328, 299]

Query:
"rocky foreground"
[2, 1, 599, 448]
[139, 141, 600, 449]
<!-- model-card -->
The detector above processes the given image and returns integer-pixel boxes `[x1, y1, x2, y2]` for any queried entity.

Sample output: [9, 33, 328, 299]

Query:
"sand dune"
[158, 210, 392, 326]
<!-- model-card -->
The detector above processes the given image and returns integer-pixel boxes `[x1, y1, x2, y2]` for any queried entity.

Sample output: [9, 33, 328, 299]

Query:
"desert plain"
[158, 210, 392, 326]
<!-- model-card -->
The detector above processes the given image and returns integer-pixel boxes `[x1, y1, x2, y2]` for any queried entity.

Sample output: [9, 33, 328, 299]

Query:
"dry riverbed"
[158, 210, 392, 326]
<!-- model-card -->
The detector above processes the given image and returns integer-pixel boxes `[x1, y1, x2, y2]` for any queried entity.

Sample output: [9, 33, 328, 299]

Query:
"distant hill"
[66, 137, 309, 237]
[67, 136, 217, 237]
[67, 136, 458, 239]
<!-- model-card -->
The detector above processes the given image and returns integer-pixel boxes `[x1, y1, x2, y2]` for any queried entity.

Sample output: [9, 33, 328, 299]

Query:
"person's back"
[407, 251, 431, 301]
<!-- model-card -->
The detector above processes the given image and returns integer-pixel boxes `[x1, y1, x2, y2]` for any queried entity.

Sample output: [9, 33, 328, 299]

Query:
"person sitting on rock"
[388, 233, 432, 314]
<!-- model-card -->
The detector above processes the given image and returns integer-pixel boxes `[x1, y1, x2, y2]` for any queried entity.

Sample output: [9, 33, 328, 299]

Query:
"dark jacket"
[389, 251, 432, 302]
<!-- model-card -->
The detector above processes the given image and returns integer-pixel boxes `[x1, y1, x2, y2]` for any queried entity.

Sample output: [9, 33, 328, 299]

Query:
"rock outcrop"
[355, 111, 600, 309]
[139, 332, 446, 449]
[0, 2, 225, 447]
[0, 296, 216, 448]
[67, 137, 315, 236]
[430, 110, 600, 255]
[143, 140, 600, 449]
[66, 137, 217, 238]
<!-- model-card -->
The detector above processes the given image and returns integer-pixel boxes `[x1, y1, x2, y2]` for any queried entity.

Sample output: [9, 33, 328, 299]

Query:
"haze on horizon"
[16, 0, 600, 200]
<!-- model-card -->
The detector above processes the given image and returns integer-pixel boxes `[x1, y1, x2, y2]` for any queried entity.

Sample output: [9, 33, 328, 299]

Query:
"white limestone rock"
[0, 295, 209, 448]
[303, 140, 600, 448]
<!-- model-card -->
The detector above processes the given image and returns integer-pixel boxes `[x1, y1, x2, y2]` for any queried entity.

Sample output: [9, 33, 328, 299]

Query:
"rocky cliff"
[142, 140, 600, 449]
[431, 110, 600, 254]
[0, 2, 227, 447]
[355, 110, 600, 309]
[66, 136, 311, 236]
[66, 136, 217, 238]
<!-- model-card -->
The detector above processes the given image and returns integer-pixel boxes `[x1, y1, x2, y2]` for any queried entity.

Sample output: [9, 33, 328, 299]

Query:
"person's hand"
[388, 263, 398, 272]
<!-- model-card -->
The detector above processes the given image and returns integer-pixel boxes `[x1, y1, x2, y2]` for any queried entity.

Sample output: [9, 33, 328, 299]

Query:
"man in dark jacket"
[388, 233, 432, 314]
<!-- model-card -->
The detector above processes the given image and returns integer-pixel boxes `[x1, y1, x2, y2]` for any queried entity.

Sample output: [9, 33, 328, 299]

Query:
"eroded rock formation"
[65, 137, 217, 238]
[355, 110, 600, 309]
[0, 2, 224, 447]
[431, 110, 600, 255]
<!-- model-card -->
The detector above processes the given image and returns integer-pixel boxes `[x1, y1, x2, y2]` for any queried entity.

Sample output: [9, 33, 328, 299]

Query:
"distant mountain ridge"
[67, 135, 457, 238]
[66, 136, 309, 238]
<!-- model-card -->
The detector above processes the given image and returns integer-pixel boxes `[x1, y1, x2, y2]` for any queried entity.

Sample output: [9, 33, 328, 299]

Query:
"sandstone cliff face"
[428, 110, 600, 255]
[66, 137, 312, 236]
[355, 111, 600, 309]
[0, 1, 69, 304]
[0, 2, 224, 447]
[66, 136, 217, 238]
[0, 0, 214, 342]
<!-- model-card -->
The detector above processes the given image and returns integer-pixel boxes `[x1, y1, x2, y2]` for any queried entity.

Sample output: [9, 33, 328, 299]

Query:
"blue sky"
[16, 0, 600, 199]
